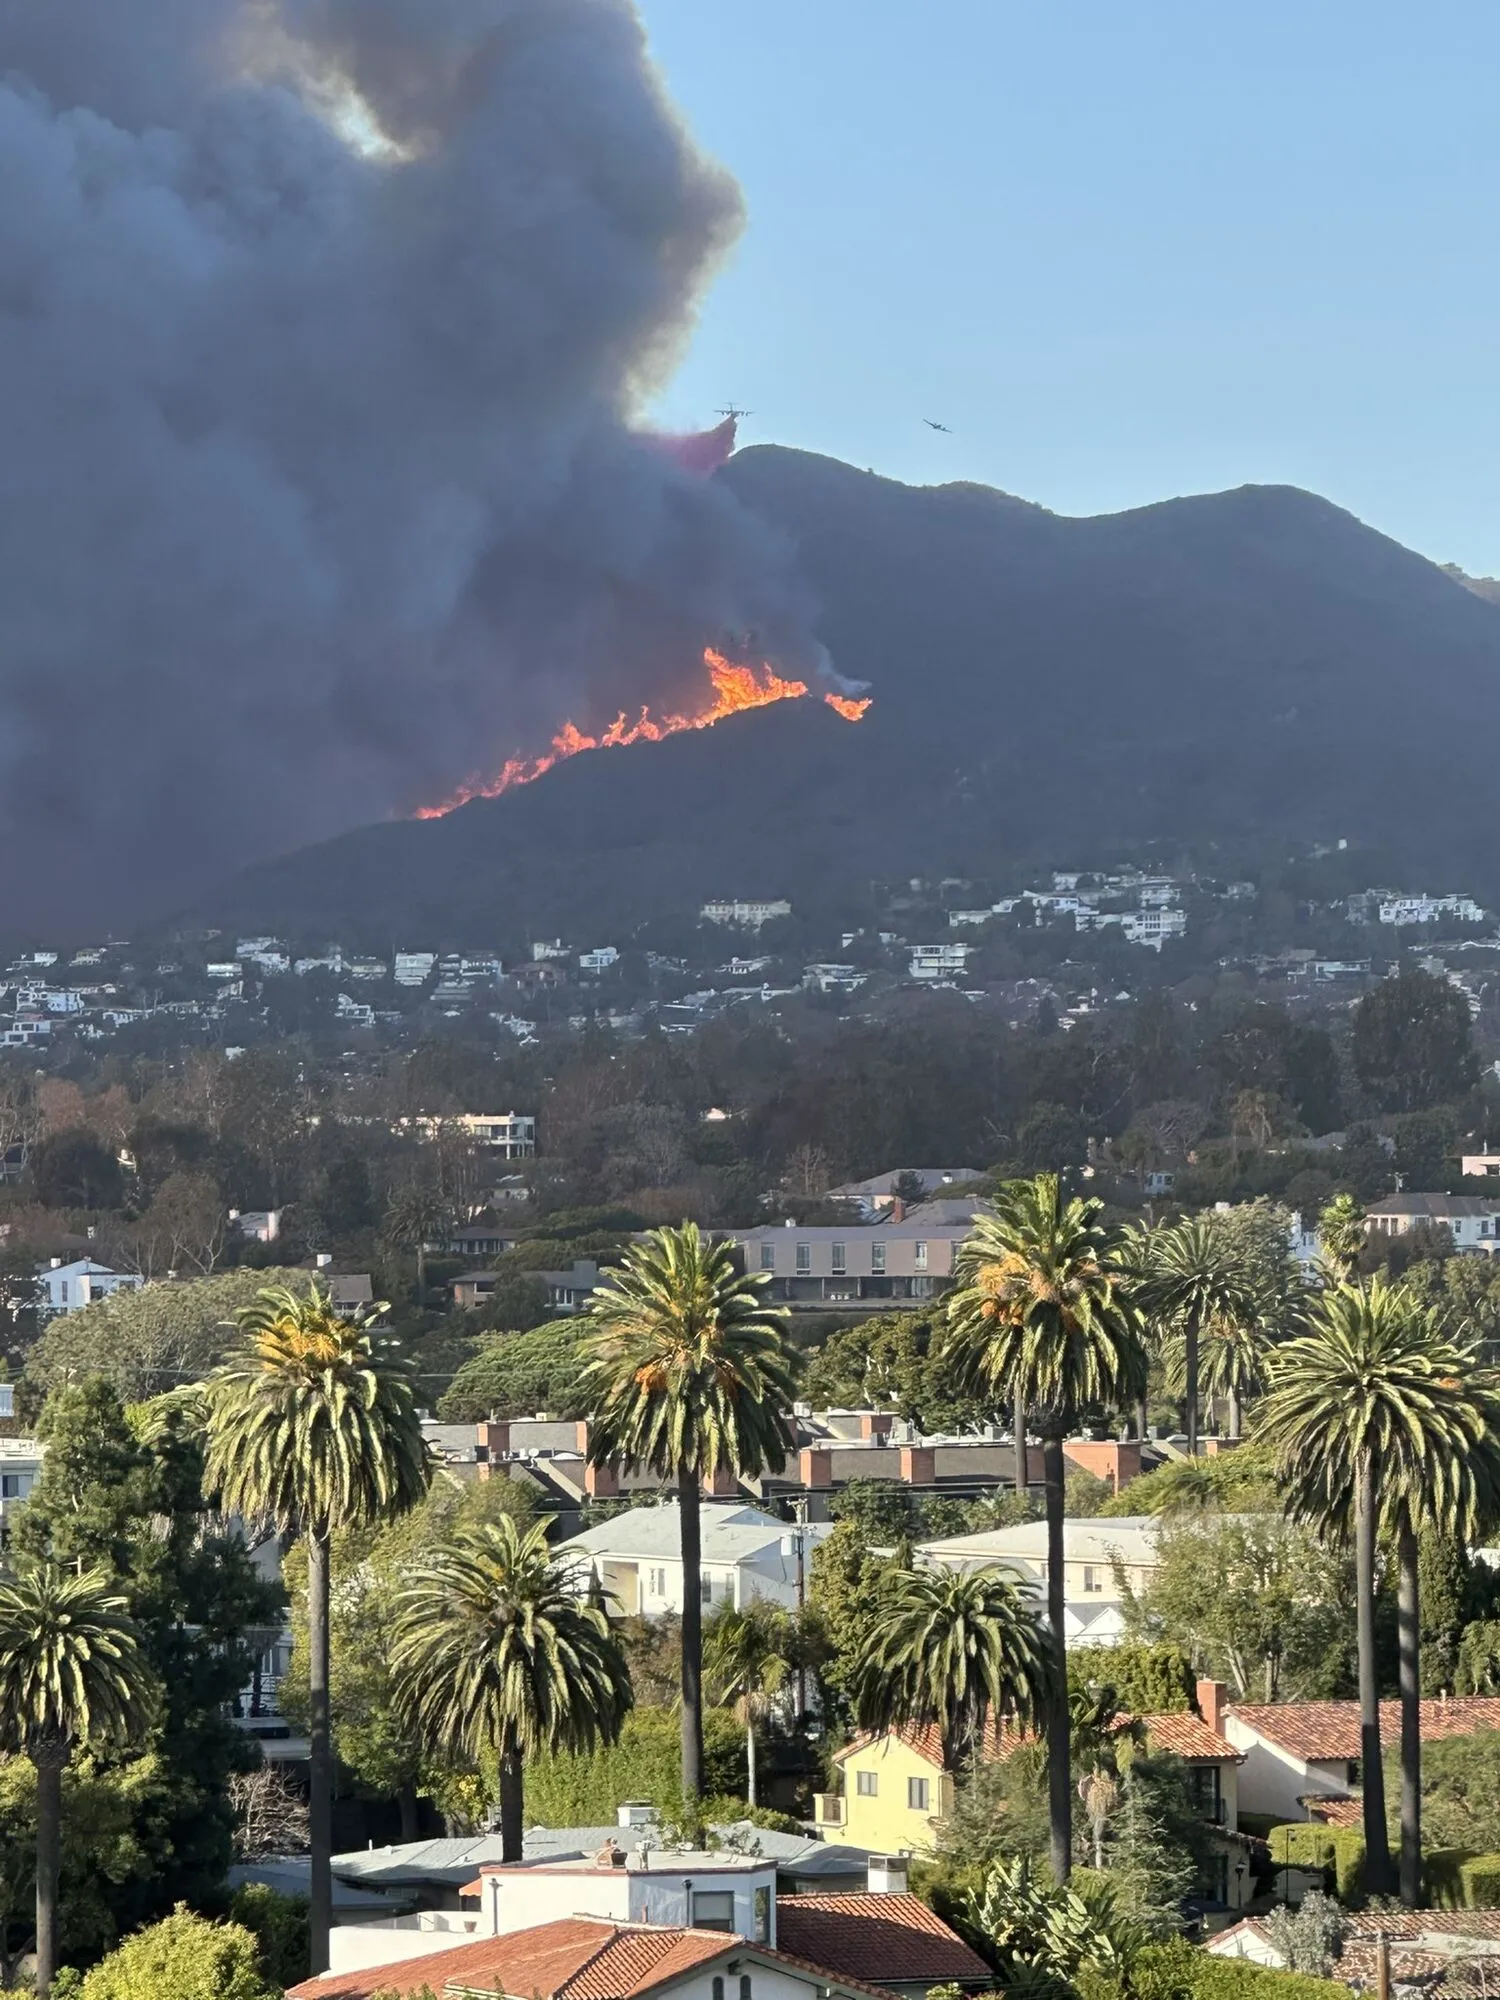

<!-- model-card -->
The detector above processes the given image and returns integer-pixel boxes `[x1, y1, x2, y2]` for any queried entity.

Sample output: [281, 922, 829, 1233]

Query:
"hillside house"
[724, 1222, 969, 1305]
[1223, 1695, 1500, 1821]
[555, 1501, 832, 1619]
[35, 1258, 142, 1318]
[826, 1168, 984, 1220]
[1365, 1194, 1500, 1253]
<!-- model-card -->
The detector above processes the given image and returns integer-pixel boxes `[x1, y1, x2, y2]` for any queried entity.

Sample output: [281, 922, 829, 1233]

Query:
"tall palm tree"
[1164, 1312, 1267, 1439]
[205, 1285, 429, 1974]
[705, 1602, 793, 1807]
[1135, 1212, 1257, 1454]
[1257, 1277, 1500, 1903]
[583, 1223, 798, 1803]
[943, 1174, 1146, 1880]
[393, 1516, 633, 1860]
[852, 1563, 1053, 1774]
[0, 1566, 152, 1997]
[382, 1184, 451, 1311]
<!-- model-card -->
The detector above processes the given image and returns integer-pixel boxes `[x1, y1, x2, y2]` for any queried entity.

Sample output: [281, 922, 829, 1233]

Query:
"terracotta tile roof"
[833, 1718, 1021, 1769]
[775, 1895, 991, 1986]
[1226, 1696, 1500, 1761]
[286, 1913, 917, 2000]
[285, 1917, 732, 2000]
[1140, 1712, 1240, 1762]
[1299, 1794, 1364, 1827]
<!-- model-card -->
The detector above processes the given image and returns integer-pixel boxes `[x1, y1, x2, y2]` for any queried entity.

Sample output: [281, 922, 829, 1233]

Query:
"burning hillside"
[414, 648, 871, 818]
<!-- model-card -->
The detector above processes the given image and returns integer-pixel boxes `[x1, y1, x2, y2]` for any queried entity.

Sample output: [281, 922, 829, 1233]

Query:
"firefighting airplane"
[923, 418, 952, 433]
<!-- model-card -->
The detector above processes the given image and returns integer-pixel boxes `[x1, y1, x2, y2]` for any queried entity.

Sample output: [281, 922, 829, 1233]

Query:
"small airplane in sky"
[718, 405, 753, 422]
[923, 418, 952, 433]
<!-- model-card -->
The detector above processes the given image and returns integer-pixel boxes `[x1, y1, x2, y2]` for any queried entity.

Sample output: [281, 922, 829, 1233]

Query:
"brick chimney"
[899, 1445, 936, 1485]
[475, 1420, 510, 1457]
[1196, 1678, 1226, 1735]
[585, 1460, 621, 1499]
[858, 1413, 895, 1441]
[799, 1447, 834, 1489]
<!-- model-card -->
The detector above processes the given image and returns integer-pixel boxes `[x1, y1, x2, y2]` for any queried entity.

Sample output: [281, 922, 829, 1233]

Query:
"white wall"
[1222, 1718, 1350, 1821]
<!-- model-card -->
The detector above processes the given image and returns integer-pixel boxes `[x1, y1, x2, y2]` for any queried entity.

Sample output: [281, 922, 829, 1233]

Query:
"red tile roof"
[286, 1917, 733, 2000]
[286, 1914, 917, 2000]
[1299, 1794, 1364, 1827]
[1141, 1712, 1240, 1762]
[775, 1895, 991, 1986]
[1226, 1696, 1500, 1761]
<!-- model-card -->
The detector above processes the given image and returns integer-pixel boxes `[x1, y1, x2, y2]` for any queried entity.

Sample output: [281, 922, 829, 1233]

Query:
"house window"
[795, 1243, 811, 1274]
[908, 1776, 930, 1811]
[1347, 1760, 1360, 1785]
[856, 1770, 879, 1796]
[759, 1243, 775, 1271]
[1082, 1565, 1102, 1594]
[870, 1243, 886, 1275]
[701, 1577, 714, 1606]
[753, 1886, 770, 1942]
[831, 1243, 846, 1275]
[713, 1981, 725, 2000]
[692, 1891, 735, 1932]
[913, 1241, 928, 1271]
[649, 1568, 667, 1597]
[0, 1475, 19, 1500]
[740, 1979, 753, 2000]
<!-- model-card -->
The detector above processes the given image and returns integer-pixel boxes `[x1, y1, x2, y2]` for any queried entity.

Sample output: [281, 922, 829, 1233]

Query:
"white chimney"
[315, 1252, 332, 1269]
[867, 1854, 909, 1895]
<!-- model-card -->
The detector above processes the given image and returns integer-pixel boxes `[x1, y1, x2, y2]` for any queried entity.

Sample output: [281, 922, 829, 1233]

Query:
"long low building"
[722, 1222, 970, 1306]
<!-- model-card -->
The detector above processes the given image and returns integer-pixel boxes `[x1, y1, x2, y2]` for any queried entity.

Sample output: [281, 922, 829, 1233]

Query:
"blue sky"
[639, 0, 1500, 571]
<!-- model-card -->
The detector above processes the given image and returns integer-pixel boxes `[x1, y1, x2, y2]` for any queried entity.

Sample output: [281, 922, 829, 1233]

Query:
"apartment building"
[725, 1222, 969, 1304]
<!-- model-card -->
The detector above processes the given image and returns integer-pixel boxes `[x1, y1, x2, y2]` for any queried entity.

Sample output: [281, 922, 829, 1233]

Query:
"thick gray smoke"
[0, 0, 817, 926]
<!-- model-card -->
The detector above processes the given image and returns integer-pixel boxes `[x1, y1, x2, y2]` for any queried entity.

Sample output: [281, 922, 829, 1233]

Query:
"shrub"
[226, 1883, 310, 1990]
[1461, 1855, 1500, 1909]
[78, 1905, 275, 2000]
[1124, 1940, 1350, 2000]
[1265, 1823, 1366, 1902]
[1425, 1846, 1476, 1909]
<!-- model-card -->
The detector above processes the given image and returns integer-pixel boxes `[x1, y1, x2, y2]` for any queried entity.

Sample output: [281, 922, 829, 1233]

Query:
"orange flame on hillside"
[414, 647, 871, 818]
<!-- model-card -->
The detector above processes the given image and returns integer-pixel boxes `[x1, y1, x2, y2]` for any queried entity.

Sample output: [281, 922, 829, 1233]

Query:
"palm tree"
[1136, 1212, 1257, 1454]
[382, 1183, 452, 1311]
[0, 1566, 152, 1996]
[1318, 1193, 1368, 1281]
[705, 1603, 793, 1807]
[1257, 1277, 1500, 1903]
[393, 1516, 632, 1860]
[853, 1563, 1053, 1775]
[943, 1174, 1146, 1880]
[1164, 1312, 1267, 1439]
[205, 1285, 429, 1973]
[583, 1223, 798, 1803]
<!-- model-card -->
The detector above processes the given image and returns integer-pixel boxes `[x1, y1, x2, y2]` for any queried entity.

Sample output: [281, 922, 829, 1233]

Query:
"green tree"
[1350, 967, 1479, 1114]
[1117, 1515, 1352, 1703]
[23, 1266, 312, 1405]
[30, 1129, 124, 1210]
[1068, 1643, 1195, 1719]
[278, 1472, 537, 1840]
[1135, 1213, 1257, 1454]
[852, 1564, 1052, 1772]
[12, 1381, 279, 1940]
[436, 1318, 588, 1422]
[583, 1223, 798, 1802]
[205, 1286, 429, 1973]
[0, 1568, 153, 1997]
[801, 1312, 990, 1432]
[77, 1904, 275, 2000]
[944, 1174, 1147, 1881]
[704, 1603, 793, 1807]
[393, 1515, 632, 1860]
[806, 1519, 903, 1730]
[1318, 1195, 1367, 1281]
[382, 1185, 452, 1311]
[1405, 1727, 1500, 1853]
[1258, 1277, 1500, 1902]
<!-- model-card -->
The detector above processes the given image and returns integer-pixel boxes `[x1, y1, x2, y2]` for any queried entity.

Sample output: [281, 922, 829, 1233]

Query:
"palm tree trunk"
[1398, 1511, 1422, 1908]
[1228, 1384, 1241, 1440]
[746, 1715, 758, 1807]
[1014, 1389, 1027, 1495]
[679, 1471, 705, 1801]
[1185, 1315, 1200, 1455]
[498, 1725, 524, 1863]
[308, 1529, 333, 1976]
[398, 1781, 419, 1844]
[1043, 1430, 1071, 1882]
[416, 1241, 427, 1312]
[32, 1741, 65, 1999]
[1356, 1459, 1394, 1895]
[1136, 1391, 1149, 1443]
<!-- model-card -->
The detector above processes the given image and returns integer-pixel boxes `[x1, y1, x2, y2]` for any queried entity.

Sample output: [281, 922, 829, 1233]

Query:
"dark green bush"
[1265, 1823, 1365, 1902]
[1461, 1855, 1500, 1908]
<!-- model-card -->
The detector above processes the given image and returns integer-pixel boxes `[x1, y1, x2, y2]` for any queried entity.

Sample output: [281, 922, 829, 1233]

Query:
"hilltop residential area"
[8, 924, 1500, 1996]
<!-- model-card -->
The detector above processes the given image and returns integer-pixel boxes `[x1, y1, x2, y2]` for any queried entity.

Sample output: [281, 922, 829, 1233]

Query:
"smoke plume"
[0, 0, 816, 927]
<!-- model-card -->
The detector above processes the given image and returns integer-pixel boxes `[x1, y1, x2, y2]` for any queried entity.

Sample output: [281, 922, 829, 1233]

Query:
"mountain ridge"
[190, 449, 1500, 946]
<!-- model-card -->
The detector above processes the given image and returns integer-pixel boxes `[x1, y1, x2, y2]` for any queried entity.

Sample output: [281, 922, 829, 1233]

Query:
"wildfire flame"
[414, 647, 871, 818]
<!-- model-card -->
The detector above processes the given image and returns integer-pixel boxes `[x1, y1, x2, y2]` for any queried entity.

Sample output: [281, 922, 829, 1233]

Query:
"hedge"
[1081, 1940, 1349, 2000]
[523, 1707, 746, 1825]
[1266, 1823, 1366, 1901]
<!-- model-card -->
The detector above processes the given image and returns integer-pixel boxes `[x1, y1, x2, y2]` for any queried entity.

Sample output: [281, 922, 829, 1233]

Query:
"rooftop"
[919, 1516, 1163, 1567]
[558, 1503, 831, 1566]
[1227, 1695, 1500, 1759]
[774, 1895, 990, 1987]
[1366, 1194, 1500, 1218]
